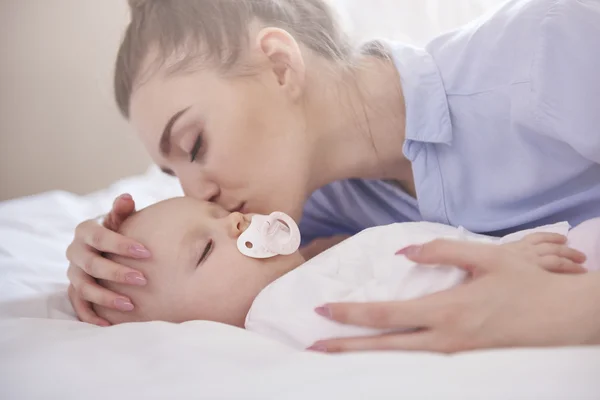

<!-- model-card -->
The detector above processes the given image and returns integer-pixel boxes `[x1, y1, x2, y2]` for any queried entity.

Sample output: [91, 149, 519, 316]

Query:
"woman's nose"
[181, 176, 220, 203]
[227, 212, 251, 238]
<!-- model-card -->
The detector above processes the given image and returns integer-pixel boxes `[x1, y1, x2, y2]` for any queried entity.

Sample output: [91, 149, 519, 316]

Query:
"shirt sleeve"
[298, 186, 360, 246]
[532, 0, 600, 164]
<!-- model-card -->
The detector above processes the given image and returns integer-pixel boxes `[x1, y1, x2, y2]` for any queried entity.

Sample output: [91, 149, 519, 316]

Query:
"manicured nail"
[315, 305, 332, 319]
[125, 272, 147, 286]
[98, 320, 111, 327]
[307, 344, 328, 353]
[114, 298, 134, 312]
[129, 244, 151, 258]
[395, 245, 423, 257]
[113, 194, 132, 207]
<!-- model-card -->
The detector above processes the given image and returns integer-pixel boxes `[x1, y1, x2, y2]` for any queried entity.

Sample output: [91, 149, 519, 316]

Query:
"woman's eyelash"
[197, 239, 213, 266]
[189, 134, 203, 162]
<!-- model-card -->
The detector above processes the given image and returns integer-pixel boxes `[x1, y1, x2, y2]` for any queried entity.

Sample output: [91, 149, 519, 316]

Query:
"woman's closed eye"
[190, 134, 204, 162]
[197, 239, 214, 266]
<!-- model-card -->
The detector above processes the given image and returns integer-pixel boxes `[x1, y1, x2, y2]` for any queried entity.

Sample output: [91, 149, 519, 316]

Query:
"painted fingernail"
[395, 245, 423, 256]
[125, 272, 147, 286]
[113, 194, 131, 207]
[315, 305, 332, 319]
[307, 344, 328, 352]
[129, 244, 151, 258]
[114, 298, 134, 312]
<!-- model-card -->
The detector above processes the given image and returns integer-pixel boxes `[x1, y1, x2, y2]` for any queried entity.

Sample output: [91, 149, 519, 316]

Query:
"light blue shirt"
[300, 0, 600, 244]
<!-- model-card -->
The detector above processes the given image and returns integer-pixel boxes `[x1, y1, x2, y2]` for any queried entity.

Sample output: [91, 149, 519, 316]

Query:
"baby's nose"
[228, 212, 251, 238]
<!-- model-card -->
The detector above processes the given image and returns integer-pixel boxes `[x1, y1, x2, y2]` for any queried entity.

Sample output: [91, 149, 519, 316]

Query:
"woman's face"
[129, 58, 311, 220]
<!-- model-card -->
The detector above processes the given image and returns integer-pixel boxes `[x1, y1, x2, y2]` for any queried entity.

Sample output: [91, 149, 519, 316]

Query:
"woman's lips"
[229, 202, 246, 213]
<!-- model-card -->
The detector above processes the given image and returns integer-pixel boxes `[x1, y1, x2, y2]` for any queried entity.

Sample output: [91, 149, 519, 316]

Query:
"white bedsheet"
[2, 319, 600, 400]
[1, 166, 599, 399]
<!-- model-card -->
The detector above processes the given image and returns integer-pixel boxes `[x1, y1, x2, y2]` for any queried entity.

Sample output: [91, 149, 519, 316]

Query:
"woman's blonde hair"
[114, 0, 353, 118]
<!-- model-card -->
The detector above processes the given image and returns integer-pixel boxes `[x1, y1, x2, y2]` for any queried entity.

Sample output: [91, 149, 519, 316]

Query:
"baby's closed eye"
[197, 239, 214, 266]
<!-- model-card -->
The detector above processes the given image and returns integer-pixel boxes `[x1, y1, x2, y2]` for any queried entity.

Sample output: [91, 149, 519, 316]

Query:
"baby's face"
[95, 197, 304, 327]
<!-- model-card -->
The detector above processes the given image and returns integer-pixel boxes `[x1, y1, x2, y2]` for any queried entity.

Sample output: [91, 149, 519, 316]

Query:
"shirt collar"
[379, 40, 452, 146]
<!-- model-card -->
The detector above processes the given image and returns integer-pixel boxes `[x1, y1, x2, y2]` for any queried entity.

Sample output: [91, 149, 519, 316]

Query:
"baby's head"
[94, 197, 304, 327]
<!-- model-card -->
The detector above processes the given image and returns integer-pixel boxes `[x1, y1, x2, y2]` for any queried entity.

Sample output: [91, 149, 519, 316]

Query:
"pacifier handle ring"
[262, 212, 301, 255]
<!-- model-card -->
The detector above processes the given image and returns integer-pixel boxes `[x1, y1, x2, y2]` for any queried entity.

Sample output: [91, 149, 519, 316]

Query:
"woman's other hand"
[65, 194, 150, 326]
[308, 238, 600, 353]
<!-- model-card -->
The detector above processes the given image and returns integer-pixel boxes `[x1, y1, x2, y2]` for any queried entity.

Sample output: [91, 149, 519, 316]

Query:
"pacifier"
[237, 212, 301, 259]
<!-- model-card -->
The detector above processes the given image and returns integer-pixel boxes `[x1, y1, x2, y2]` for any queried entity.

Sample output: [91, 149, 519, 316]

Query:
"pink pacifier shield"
[237, 212, 301, 259]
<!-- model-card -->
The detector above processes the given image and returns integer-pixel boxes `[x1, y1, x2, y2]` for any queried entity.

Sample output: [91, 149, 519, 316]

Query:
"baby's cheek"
[568, 218, 600, 271]
[160, 282, 208, 322]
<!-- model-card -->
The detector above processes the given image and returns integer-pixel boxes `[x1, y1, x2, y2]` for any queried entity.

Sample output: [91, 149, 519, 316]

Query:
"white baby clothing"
[245, 221, 571, 349]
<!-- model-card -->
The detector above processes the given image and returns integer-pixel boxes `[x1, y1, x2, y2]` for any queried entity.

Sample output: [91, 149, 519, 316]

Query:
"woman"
[66, 0, 600, 353]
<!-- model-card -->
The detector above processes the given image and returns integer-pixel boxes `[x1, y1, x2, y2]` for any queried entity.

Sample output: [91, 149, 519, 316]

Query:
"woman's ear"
[255, 27, 306, 100]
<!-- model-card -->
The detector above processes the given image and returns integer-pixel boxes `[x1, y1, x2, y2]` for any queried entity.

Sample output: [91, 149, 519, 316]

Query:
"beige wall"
[0, 0, 151, 201]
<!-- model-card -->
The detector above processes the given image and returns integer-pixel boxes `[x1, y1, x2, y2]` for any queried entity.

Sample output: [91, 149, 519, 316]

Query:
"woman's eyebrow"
[159, 107, 191, 156]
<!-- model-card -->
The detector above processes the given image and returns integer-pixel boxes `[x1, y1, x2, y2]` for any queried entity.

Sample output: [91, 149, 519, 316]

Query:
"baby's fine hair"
[115, 0, 354, 118]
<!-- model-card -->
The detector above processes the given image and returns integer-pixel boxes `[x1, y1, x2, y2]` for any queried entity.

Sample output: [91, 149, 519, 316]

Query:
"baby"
[94, 197, 599, 348]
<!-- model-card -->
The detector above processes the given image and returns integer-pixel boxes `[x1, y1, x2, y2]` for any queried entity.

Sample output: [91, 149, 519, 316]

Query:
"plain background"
[0, 0, 502, 201]
[0, 0, 150, 201]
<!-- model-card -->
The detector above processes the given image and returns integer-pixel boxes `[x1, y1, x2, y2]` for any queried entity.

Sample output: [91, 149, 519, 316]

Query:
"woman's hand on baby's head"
[500, 232, 587, 275]
[66, 193, 150, 326]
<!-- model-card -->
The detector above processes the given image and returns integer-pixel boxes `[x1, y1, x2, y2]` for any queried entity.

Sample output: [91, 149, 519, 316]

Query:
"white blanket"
[1, 166, 599, 399]
[246, 221, 571, 349]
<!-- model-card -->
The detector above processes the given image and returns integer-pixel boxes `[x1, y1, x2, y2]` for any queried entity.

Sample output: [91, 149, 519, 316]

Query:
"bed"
[1, 166, 599, 399]
[2, 1, 600, 398]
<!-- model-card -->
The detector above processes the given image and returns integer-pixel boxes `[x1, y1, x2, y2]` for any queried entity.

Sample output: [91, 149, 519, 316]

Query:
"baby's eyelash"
[197, 239, 213, 266]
